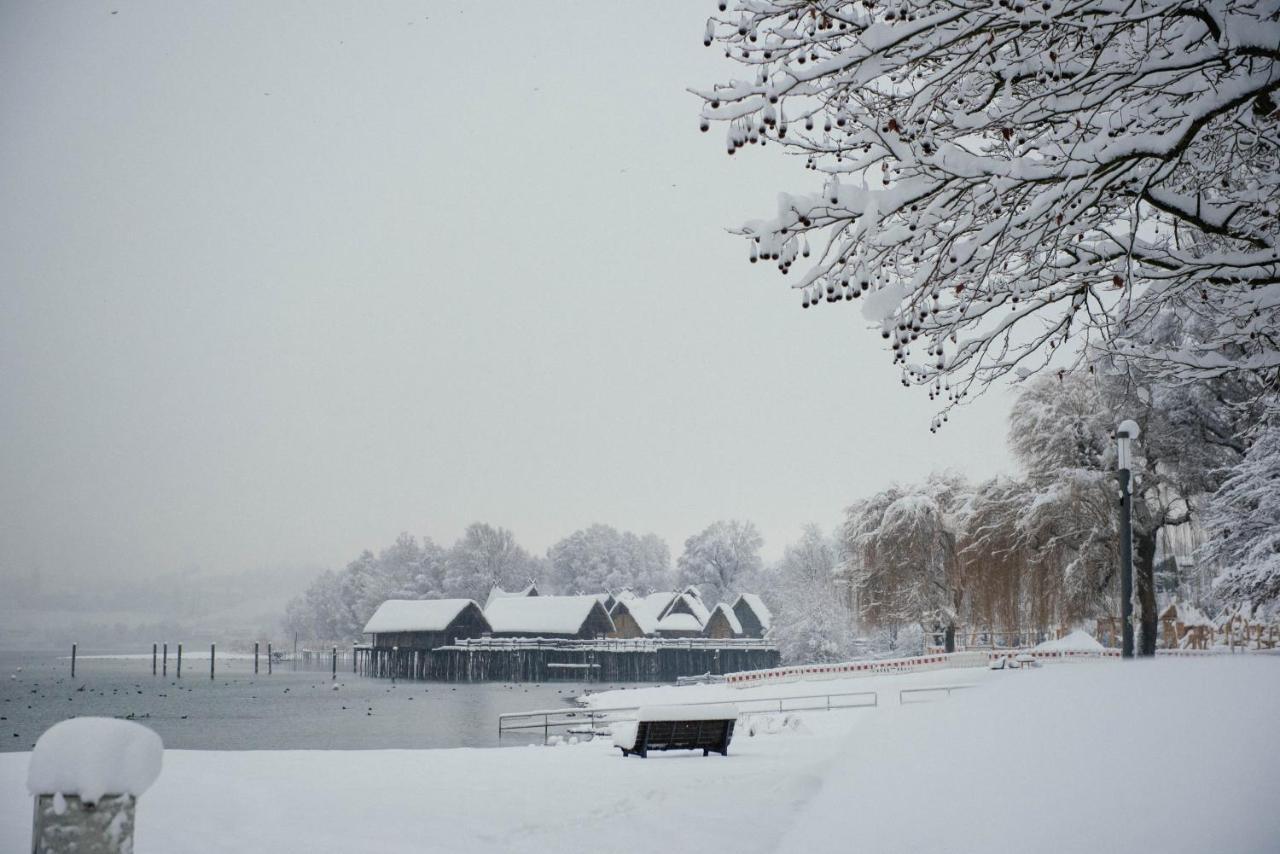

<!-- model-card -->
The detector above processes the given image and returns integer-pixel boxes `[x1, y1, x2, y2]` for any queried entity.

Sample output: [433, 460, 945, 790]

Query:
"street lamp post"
[1116, 420, 1140, 659]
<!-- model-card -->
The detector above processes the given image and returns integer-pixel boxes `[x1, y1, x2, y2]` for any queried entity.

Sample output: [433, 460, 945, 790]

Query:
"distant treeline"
[283, 520, 767, 644]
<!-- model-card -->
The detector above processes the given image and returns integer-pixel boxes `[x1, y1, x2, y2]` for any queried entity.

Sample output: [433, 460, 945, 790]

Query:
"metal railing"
[498, 688, 880, 743]
[898, 684, 976, 704]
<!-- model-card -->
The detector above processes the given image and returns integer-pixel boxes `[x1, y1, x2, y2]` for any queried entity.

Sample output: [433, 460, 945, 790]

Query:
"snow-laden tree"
[1201, 419, 1280, 606]
[841, 475, 964, 640]
[547, 524, 672, 594]
[695, 0, 1280, 417]
[677, 519, 765, 604]
[442, 523, 542, 601]
[953, 476, 1035, 633]
[377, 532, 448, 600]
[284, 569, 354, 642]
[770, 524, 858, 662]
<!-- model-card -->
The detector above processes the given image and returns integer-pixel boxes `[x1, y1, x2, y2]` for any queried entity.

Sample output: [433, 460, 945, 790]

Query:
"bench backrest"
[638, 719, 734, 750]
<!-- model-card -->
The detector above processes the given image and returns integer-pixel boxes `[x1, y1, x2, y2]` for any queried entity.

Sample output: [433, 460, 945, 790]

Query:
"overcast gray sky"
[0, 1, 1013, 585]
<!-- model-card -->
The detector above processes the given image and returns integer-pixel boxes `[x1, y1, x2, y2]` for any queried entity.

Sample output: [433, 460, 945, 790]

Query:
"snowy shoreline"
[3, 659, 1277, 853]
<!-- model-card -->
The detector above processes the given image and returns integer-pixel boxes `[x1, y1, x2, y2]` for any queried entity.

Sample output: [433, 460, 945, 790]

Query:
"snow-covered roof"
[708, 603, 743, 635]
[484, 583, 538, 610]
[639, 591, 677, 615]
[484, 595, 611, 635]
[363, 599, 481, 634]
[1034, 629, 1104, 653]
[610, 598, 659, 635]
[660, 591, 711, 626]
[656, 613, 702, 633]
[734, 593, 772, 631]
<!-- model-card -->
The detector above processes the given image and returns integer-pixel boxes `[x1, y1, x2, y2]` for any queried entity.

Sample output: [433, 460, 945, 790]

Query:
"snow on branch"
[695, 0, 1280, 426]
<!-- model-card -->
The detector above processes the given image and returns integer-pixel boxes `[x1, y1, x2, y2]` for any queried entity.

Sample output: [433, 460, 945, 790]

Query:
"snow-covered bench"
[612, 705, 738, 759]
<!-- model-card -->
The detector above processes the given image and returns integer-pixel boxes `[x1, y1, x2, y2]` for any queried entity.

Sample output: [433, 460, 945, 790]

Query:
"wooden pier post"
[177, 643, 183, 679]
[163, 642, 168, 676]
[254, 641, 259, 674]
[152, 642, 158, 675]
[332, 646, 337, 681]
[70, 643, 76, 679]
[267, 643, 273, 674]
[210, 643, 215, 680]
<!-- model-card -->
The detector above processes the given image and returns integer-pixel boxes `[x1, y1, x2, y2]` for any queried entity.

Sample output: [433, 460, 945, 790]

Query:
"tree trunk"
[944, 623, 956, 653]
[1135, 525, 1158, 657]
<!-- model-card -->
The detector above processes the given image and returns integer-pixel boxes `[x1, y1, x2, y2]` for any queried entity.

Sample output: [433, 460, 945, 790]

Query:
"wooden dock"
[353, 638, 780, 683]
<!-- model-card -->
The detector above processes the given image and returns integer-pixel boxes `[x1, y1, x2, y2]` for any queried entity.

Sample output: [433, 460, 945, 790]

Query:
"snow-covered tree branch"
[696, 0, 1280, 422]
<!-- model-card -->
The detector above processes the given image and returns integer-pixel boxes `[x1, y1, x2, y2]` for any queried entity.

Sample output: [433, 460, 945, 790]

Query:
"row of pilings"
[354, 643, 780, 683]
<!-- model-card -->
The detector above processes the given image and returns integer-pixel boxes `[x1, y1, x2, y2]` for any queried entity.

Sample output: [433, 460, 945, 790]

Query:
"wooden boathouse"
[353, 585, 780, 683]
[354, 636, 779, 683]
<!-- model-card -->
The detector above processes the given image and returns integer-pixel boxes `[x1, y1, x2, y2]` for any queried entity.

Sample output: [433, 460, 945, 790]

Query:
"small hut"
[703, 603, 744, 639]
[655, 612, 703, 638]
[363, 599, 491, 650]
[731, 593, 773, 639]
[660, 588, 711, 628]
[608, 597, 659, 639]
[484, 595, 615, 640]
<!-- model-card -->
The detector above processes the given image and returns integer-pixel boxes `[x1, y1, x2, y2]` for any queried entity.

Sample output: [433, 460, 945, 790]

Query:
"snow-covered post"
[28, 718, 163, 854]
[1116, 421, 1140, 659]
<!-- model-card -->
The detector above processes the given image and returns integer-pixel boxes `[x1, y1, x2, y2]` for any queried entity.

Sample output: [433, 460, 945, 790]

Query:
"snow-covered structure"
[655, 612, 703, 638]
[606, 597, 659, 639]
[732, 594, 772, 639]
[659, 588, 711, 627]
[28, 717, 164, 854]
[484, 595, 615, 640]
[484, 582, 539, 610]
[703, 603, 744, 639]
[362, 599, 491, 649]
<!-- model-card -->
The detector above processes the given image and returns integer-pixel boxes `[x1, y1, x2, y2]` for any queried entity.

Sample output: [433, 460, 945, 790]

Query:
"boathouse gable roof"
[363, 599, 488, 635]
[484, 595, 614, 636]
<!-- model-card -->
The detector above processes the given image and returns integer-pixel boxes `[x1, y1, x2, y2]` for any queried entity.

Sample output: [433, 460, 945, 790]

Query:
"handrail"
[898, 684, 977, 704]
[498, 688, 880, 742]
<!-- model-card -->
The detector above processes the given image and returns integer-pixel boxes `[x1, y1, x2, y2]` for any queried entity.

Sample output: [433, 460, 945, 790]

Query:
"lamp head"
[1115, 419, 1139, 470]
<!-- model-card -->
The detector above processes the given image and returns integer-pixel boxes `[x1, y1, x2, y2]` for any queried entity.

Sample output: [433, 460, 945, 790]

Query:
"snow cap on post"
[28, 718, 164, 804]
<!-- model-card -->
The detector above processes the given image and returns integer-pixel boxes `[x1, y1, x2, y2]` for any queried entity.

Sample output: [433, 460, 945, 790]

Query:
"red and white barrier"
[723, 651, 988, 688]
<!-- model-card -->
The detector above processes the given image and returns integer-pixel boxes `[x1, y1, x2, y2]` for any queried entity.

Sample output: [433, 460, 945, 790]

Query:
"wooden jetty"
[353, 637, 780, 683]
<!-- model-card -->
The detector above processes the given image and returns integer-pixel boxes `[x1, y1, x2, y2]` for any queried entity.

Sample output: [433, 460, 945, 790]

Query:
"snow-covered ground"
[2, 658, 1276, 853]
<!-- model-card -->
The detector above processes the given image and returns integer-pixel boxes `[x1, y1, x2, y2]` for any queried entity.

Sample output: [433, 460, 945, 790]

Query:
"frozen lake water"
[1, 649, 641, 752]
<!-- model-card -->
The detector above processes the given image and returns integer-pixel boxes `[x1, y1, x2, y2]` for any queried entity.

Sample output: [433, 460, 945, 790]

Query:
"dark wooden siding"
[703, 611, 739, 639]
[733, 601, 767, 638]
